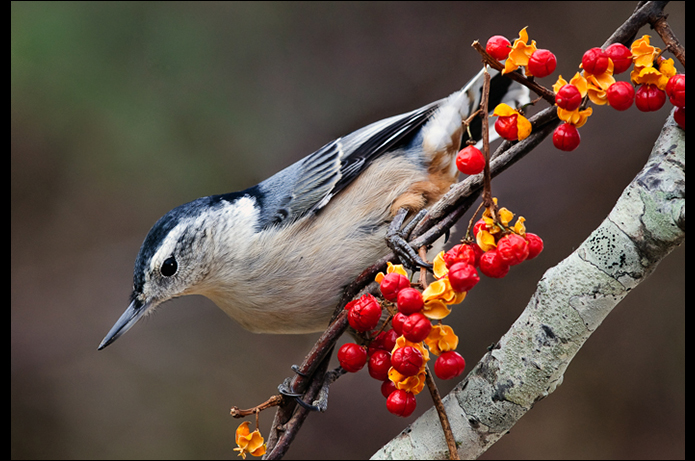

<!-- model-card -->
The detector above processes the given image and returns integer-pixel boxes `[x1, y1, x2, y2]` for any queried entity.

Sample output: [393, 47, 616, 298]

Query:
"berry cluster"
[551, 37, 684, 151]
[485, 27, 555, 144]
[338, 200, 543, 417]
[458, 201, 543, 279]
[486, 28, 557, 79]
[485, 30, 685, 152]
[337, 263, 465, 418]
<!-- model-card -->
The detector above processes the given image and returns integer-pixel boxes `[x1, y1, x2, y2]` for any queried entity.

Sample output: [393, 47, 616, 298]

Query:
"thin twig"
[480, 67, 494, 211]
[601, 1, 669, 48]
[231, 395, 284, 418]
[465, 200, 487, 240]
[650, 14, 685, 67]
[424, 366, 459, 460]
[418, 246, 429, 288]
[462, 108, 483, 142]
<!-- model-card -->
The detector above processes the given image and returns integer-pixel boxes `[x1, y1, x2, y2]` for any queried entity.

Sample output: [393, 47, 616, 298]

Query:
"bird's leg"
[386, 207, 432, 270]
[276, 323, 344, 412]
[306, 367, 346, 412]
[281, 367, 346, 412]
[278, 377, 303, 398]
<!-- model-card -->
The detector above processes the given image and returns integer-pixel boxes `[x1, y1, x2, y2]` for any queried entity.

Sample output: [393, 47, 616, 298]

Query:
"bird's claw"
[277, 368, 324, 412]
[291, 364, 310, 378]
[386, 208, 432, 271]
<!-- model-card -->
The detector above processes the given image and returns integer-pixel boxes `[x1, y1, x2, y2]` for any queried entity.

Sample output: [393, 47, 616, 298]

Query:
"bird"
[98, 67, 529, 350]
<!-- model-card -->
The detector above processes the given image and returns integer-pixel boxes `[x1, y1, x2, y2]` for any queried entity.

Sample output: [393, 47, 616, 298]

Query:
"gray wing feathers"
[288, 139, 346, 216]
[257, 105, 436, 228]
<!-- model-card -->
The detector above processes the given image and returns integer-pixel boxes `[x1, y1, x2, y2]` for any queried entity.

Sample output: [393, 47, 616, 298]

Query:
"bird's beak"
[98, 298, 151, 350]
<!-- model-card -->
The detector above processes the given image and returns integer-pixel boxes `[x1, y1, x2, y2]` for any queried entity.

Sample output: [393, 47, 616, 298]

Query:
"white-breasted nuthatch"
[98, 68, 529, 350]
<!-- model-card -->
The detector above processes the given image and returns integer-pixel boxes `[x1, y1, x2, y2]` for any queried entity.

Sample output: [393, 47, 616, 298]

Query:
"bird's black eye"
[160, 256, 178, 277]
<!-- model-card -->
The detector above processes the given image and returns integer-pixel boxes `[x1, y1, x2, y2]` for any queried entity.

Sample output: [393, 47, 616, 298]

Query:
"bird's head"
[98, 193, 259, 349]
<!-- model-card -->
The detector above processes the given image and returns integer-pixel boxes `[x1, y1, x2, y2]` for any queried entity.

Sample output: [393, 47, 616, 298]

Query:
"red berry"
[495, 114, 519, 141]
[552, 123, 581, 152]
[386, 389, 417, 417]
[527, 49, 557, 78]
[397, 288, 424, 315]
[635, 84, 666, 112]
[456, 145, 486, 175]
[367, 330, 386, 356]
[582, 47, 610, 75]
[443, 244, 477, 268]
[434, 351, 466, 380]
[665, 74, 685, 108]
[379, 272, 410, 302]
[605, 43, 633, 74]
[555, 84, 582, 111]
[468, 243, 485, 267]
[472, 219, 487, 238]
[606, 81, 635, 111]
[337, 343, 367, 373]
[346, 294, 382, 332]
[401, 312, 432, 343]
[674, 106, 685, 130]
[382, 328, 399, 352]
[496, 233, 529, 266]
[391, 312, 408, 335]
[380, 379, 397, 398]
[368, 350, 392, 381]
[486, 35, 512, 61]
[525, 233, 544, 260]
[391, 346, 424, 377]
[447, 262, 480, 292]
[479, 249, 510, 278]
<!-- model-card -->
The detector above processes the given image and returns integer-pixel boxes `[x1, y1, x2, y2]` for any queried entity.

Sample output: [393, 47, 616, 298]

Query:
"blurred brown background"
[12, 2, 684, 459]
